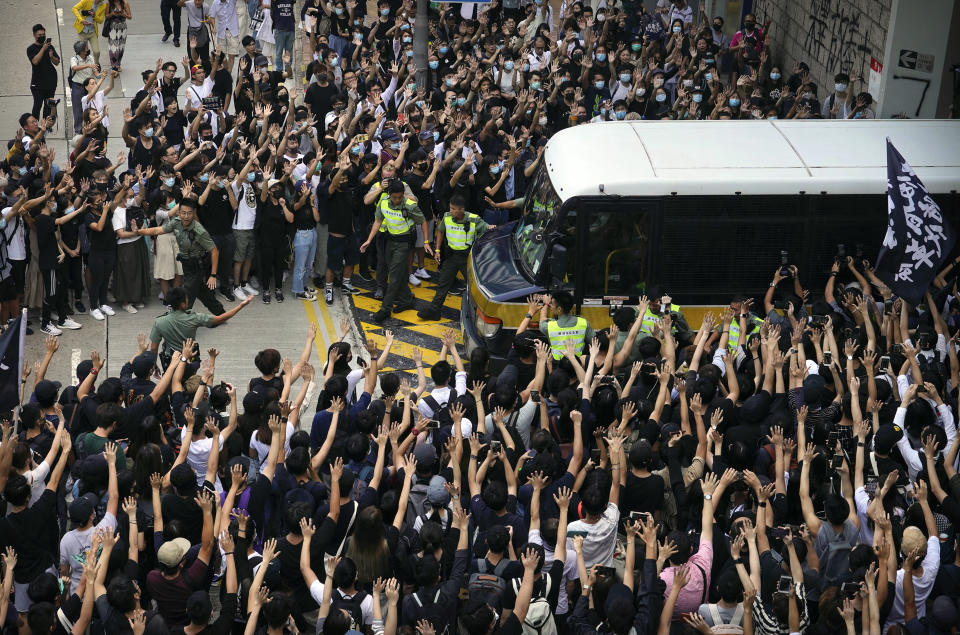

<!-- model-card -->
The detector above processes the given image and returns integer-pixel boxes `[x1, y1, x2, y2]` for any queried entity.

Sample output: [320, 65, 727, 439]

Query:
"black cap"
[68, 493, 98, 524]
[874, 424, 903, 454]
[132, 351, 157, 378]
[76, 359, 94, 381]
[34, 379, 61, 405]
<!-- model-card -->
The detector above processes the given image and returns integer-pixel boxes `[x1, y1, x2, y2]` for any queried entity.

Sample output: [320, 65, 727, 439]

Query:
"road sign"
[898, 49, 935, 73]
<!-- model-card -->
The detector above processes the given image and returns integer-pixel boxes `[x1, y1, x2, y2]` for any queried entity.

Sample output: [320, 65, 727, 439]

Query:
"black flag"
[875, 138, 954, 306]
[0, 313, 25, 413]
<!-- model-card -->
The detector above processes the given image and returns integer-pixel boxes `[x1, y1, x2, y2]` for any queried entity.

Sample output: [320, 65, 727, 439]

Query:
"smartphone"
[777, 575, 793, 594]
[629, 511, 650, 522]
[590, 448, 602, 463]
[770, 527, 789, 539]
[567, 530, 588, 538]
[425, 420, 440, 430]
[596, 566, 617, 578]
[490, 440, 502, 455]
[773, 300, 789, 310]
[530, 390, 541, 403]
[840, 582, 860, 598]
[917, 384, 927, 393]
[831, 453, 843, 469]
[864, 476, 879, 496]
[822, 351, 833, 366]
[46, 37, 52, 43]
[835, 243, 846, 263]
[878, 355, 890, 371]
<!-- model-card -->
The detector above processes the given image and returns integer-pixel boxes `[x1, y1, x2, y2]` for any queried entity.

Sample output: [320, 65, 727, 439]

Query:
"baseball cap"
[874, 424, 903, 454]
[34, 379, 61, 405]
[413, 443, 437, 467]
[324, 112, 337, 128]
[132, 351, 157, 378]
[254, 54, 269, 68]
[267, 178, 282, 188]
[427, 475, 450, 506]
[68, 492, 98, 524]
[157, 537, 191, 567]
[380, 128, 399, 142]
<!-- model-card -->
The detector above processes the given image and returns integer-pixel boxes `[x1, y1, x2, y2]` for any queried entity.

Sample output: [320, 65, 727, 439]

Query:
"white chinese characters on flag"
[875, 138, 954, 306]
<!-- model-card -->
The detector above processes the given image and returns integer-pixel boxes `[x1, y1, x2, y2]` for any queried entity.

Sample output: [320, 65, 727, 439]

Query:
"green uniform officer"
[148, 286, 252, 360]
[539, 291, 595, 360]
[135, 197, 225, 314]
[417, 193, 490, 321]
[359, 181, 431, 322]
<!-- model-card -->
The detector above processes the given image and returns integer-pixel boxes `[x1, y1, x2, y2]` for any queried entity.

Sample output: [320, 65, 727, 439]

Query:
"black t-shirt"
[304, 82, 338, 118]
[199, 186, 233, 235]
[325, 180, 356, 236]
[212, 69, 233, 102]
[27, 42, 58, 90]
[0, 489, 57, 583]
[85, 210, 117, 251]
[161, 493, 205, 545]
[255, 197, 287, 238]
[405, 171, 433, 220]
[621, 471, 665, 515]
[35, 213, 59, 270]
[292, 201, 315, 231]
[162, 110, 188, 147]
[129, 136, 161, 173]
[159, 76, 184, 104]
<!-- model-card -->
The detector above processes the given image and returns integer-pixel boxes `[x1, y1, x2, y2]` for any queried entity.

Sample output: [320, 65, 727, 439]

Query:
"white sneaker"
[59, 318, 81, 330]
[242, 283, 256, 295]
[415, 267, 431, 280]
[41, 323, 62, 336]
[90, 308, 105, 320]
[247, 278, 260, 290]
[134, 303, 145, 309]
[233, 286, 247, 299]
[100, 304, 116, 316]
[122, 304, 138, 314]
[408, 273, 421, 286]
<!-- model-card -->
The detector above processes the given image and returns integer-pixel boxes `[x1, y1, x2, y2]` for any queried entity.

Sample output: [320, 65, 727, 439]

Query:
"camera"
[202, 96, 223, 111]
[530, 389, 540, 403]
[779, 250, 791, 277]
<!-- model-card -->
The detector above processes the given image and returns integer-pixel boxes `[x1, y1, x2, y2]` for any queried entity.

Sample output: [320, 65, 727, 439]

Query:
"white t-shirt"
[1, 211, 26, 261]
[249, 422, 294, 463]
[59, 512, 118, 594]
[185, 78, 215, 109]
[112, 207, 141, 245]
[309, 580, 374, 626]
[565, 502, 620, 568]
[529, 528, 577, 615]
[81, 90, 110, 128]
[180, 427, 225, 488]
[885, 536, 941, 630]
[231, 181, 258, 230]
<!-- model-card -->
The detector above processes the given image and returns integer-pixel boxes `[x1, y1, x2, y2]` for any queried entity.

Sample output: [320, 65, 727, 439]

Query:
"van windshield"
[514, 164, 561, 279]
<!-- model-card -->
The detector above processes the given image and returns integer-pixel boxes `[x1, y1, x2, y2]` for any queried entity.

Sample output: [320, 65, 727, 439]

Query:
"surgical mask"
[522, 63, 530, 72]
[220, 179, 229, 187]
[505, 61, 514, 71]
[334, 7, 343, 14]
[619, 73, 631, 83]
[655, 93, 666, 103]
[594, 80, 605, 90]
[534, 0, 542, 5]
[445, 78, 455, 87]
[672, 25, 681, 33]
[637, 87, 646, 97]
[164, 177, 176, 187]
[144, 127, 154, 138]
[769, 72, 780, 80]
[456, 97, 466, 106]
[380, 8, 389, 15]
[402, 36, 412, 43]
[429, 60, 439, 69]
[64, 206, 74, 215]
[167, 201, 176, 210]
[18, 167, 27, 176]
[600, 107, 608, 116]
[390, 142, 400, 151]
[615, 110, 626, 120]
[351, 144, 362, 154]
[596, 53, 607, 62]
[802, 91, 812, 100]
[767, 116, 778, 120]
[432, 131, 439, 141]
[705, 72, 713, 81]
[400, 23, 409, 31]
[490, 164, 500, 174]
[50, 202, 57, 212]
[835, 83, 847, 92]
[692, 93, 702, 103]
[199, 174, 209, 183]
[596, 13, 605, 21]
[729, 98, 740, 107]
[538, 116, 548, 125]
[405, 50, 413, 57]
[530, 81, 541, 91]
[330, 56, 339, 66]
[439, 46, 449, 55]
[247, 172, 257, 182]
[631, 43, 641, 52]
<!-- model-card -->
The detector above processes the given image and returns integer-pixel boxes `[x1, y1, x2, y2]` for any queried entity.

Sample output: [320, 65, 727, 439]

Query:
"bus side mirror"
[548, 244, 568, 285]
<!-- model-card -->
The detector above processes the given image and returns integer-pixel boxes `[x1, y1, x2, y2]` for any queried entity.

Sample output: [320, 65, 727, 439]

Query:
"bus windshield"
[514, 164, 562, 279]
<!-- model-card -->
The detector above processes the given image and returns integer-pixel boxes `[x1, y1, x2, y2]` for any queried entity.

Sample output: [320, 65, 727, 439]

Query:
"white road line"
[71, 348, 81, 386]
[57, 7, 63, 25]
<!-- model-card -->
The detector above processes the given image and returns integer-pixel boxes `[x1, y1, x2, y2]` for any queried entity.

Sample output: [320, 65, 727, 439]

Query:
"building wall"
[752, 0, 891, 90]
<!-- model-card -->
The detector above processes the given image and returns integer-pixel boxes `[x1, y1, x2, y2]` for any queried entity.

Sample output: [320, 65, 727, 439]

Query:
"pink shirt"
[730, 27, 765, 52]
[660, 539, 713, 619]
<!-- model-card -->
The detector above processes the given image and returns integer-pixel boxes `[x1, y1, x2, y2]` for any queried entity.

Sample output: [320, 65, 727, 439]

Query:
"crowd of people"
[7, 0, 957, 633]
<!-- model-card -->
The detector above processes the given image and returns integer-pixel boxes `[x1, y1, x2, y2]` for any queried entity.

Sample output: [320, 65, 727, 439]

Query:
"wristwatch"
[703, 494, 713, 501]
[180, 355, 188, 363]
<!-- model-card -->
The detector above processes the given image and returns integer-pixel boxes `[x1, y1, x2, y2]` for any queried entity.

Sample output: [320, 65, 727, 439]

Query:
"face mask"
[352, 144, 362, 154]
[390, 142, 400, 151]
[713, 23, 722, 30]
[400, 24, 409, 31]
[429, 60, 439, 69]
[220, 180, 229, 187]
[705, 72, 713, 81]
[615, 110, 626, 120]
[619, 73, 631, 83]
[692, 93, 702, 103]
[655, 93, 666, 103]
[199, 174, 209, 183]
[597, 13, 605, 21]
[445, 78, 455, 87]
[439, 46, 449, 55]
[631, 43, 641, 51]
[380, 8, 389, 16]
[672, 26, 681, 33]
[330, 55, 339, 67]
[433, 131, 439, 141]
[167, 201, 176, 210]
[530, 81, 541, 91]
[490, 165, 500, 174]
[835, 83, 847, 92]
[767, 115, 778, 120]
[334, 7, 343, 14]
[405, 50, 413, 57]
[64, 206, 74, 215]
[592, 53, 606, 63]
[144, 127, 154, 138]
[164, 177, 176, 187]
[744, 23, 755, 30]
[653, 78, 664, 88]
[595, 80, 605, 90]
[50, 202, 57, 212]
[535, 0, 543, 5]
[505, 61, 515, 71]
[637, 87, 646, 97]
[354, 32, 362, 40]
[539, 116, 548, 126]
[247, 172, 257, 182]
[402, 36, 412, 43]
[600, 108, 608, 116]
[354, 18, 361, 25]
[802, 91, 812, 100]
[523, 63, 530, 72]
[770, 72, 780, 80]
[456, 97, 466, 106]
[729, 98, 740, 107]
[18, 167, 27, 176]
[682, 79, 693, 88]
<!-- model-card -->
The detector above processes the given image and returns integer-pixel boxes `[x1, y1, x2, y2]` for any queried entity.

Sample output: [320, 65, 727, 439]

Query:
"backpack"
[707, 603, 745, 634]
[468, 559, 510, 603]
[511, 576, 557, 635]
[410, 589, 451, 635]
[404, 480, 432, 526]
[330, 590, 368, 629]
[818, 532, 852, 589]
[422, 389, 458, 428]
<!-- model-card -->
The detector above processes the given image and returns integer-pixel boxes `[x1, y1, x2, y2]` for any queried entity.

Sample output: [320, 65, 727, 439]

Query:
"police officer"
[417, 194, 490, 321]
[538, 291, 595, 360]
[148, 286, 253, 364]
[135, 196, 225, 314]
[359, 181, 431, 323]
[640, 288, 694, 346]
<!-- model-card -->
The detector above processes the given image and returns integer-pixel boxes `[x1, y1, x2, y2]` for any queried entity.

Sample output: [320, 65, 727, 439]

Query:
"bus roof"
[544, 119, 960, 200]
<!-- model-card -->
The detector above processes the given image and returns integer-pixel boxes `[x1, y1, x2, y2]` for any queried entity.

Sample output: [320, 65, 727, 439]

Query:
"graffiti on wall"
[802, 0, 872, 77]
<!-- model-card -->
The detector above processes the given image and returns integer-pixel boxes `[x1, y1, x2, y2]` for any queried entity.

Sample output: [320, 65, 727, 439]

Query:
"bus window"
[514, 164, 561, 279]
[583, 207, 650, 297]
